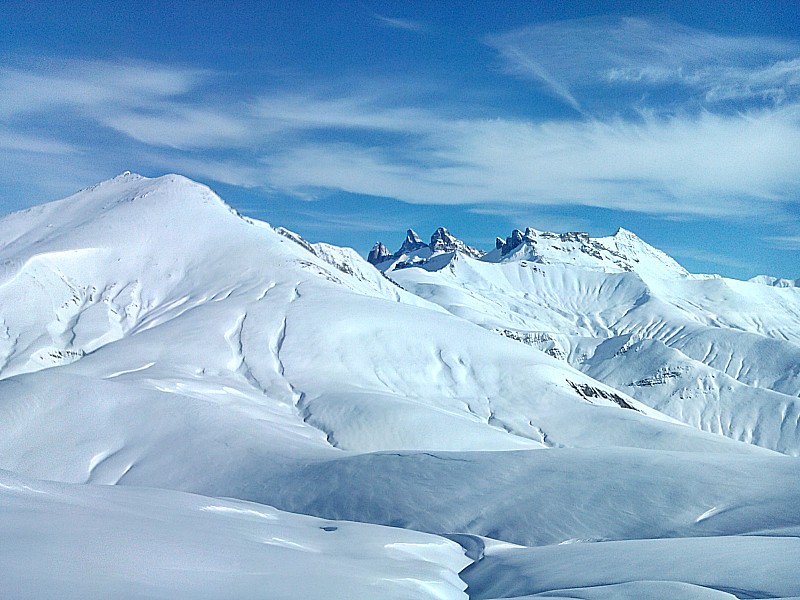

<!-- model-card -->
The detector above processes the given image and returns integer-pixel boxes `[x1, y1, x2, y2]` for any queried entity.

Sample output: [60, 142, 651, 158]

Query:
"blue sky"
[1, 0, 799, 279]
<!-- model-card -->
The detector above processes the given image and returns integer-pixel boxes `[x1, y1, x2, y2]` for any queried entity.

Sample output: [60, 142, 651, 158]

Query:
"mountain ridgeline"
[369, 223, 800, 456]
[368, 227, 485, 267]
[2, 173, 800, 599]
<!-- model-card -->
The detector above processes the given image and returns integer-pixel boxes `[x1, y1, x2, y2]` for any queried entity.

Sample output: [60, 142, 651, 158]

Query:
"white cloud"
[494, 45, 583, 113]
[373, 14, 425, 32]
[102, 107, 253, 150]
[766, 235, 800, 250]
[486, 16, 800, 110]
[258, 103, 800, 216]
[2, 54, 800, 223]
[251, 93, 440, 134]
[0, 130, 79, 155]
[0, 59, 204, 119]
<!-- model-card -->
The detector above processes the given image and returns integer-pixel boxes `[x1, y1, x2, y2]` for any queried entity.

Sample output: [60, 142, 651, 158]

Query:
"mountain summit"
[482, 225, 690, 280]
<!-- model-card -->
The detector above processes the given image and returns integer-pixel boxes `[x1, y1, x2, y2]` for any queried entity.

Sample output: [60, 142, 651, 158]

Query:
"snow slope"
[0, 469, 469, 600]
[1, 173, 799, 598]
[385, 227, 800, 455]
[462, 535, 800, 599]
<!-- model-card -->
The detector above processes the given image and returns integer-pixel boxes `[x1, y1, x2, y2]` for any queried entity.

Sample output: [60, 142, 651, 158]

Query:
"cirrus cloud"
[486, 16, 800, 111]
[1, 25, 800, 224]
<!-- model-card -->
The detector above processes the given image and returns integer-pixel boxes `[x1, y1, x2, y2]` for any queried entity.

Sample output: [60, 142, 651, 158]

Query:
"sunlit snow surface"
[1, 173, 799, 598]
[0, 470, 469, 600]
[387, 229, 800, 455]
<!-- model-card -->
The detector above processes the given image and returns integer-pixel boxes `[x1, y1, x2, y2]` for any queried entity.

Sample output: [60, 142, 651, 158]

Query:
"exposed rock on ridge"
[368, 227, 484, 266]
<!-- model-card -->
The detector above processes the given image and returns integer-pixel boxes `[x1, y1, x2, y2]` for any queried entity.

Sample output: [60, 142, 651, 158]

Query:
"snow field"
[1, 173, 799, 598]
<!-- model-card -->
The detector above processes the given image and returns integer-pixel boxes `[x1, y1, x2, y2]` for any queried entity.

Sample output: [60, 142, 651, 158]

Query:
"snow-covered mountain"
[750, 274, 800, 288]
[2, 173, 799, 599]
[378, 225, 800, 456]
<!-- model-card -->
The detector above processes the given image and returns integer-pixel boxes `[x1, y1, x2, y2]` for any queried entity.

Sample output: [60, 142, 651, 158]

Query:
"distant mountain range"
[371, 223, 800, 455]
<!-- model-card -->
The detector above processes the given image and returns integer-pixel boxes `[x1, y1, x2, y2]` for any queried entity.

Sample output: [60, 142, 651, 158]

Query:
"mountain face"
[384, 224, 800, 456]
[384, 225, 689, 280]
[366, 240, 390, 264]
[2, 173, 799, 599]
[368, 226, 484, 267]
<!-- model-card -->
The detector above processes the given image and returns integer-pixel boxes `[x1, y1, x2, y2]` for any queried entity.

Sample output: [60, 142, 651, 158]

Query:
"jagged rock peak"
[429, 227, 459, 253]
[398, 229, 428, 255]
[749, 275, 800, 288]
[368, 227, 487, 270]
[498, 226, 595, 255]
[501, 229, 529, 255]
[429, 227, 485, 259]
[367, 242, 391, 265]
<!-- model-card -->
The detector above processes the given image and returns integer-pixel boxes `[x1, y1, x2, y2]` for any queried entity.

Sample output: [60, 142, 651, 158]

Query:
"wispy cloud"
[373, 14, 425, 32]
[486, 16, 800, 111]
[0, 130, 79, 155]
[765, 235, 800, 250]
[102, 107, 253, 150]
[257, 104, 800, 216]
[0, 59, 203, 119]
[251, 93, 440, 134]
[2, 46, 800, 224]
[666, 246, 757, 272]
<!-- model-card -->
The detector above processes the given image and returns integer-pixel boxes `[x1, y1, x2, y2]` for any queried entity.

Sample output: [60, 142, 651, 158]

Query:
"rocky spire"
[367, 241, 391, 265]
[429, 227, 460, 253]
[502, 229, 525, 254]
[397, 229, 427, 255]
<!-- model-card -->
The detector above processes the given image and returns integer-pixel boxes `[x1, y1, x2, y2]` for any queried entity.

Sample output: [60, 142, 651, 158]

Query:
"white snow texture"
[0, 172, 799, 599]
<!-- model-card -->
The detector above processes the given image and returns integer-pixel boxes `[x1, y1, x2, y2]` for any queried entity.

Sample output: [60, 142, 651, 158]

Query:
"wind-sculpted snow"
[247, 448, 800, 548]
[462, 536, 800, 599]
[1, 173, 798, 597]
[581, 336, 800, 455]
[0, 470, 470, 600]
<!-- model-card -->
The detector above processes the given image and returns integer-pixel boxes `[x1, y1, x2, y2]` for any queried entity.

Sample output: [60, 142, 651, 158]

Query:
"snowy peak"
[604, 227, 690, 278]
[750, 275, 800, 288]
[0, 172, 245, 259]
[482, 225, 689, 280]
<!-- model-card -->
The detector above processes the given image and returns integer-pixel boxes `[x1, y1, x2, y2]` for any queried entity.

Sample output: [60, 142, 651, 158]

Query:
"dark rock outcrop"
[367, 242, 391, 265]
